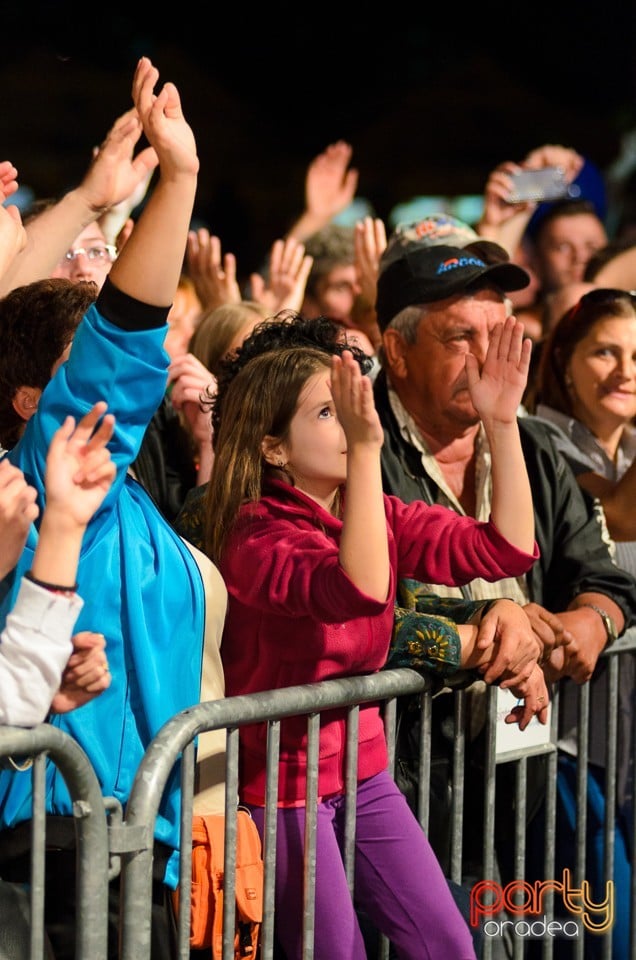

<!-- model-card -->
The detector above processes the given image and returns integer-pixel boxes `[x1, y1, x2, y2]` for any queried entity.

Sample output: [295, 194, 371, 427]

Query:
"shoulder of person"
[518, 413, 574, 450]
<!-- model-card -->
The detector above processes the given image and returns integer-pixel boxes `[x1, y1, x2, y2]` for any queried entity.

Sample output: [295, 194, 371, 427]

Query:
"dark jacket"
[132, 393, 198, 524]
[374, 369, 636, 625]
[375, 368, 636, 877]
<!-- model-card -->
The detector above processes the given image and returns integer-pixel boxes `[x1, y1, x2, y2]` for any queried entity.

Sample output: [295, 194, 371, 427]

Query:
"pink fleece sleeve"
[385, 494, 539, 585]
[221, 515, 392, 623]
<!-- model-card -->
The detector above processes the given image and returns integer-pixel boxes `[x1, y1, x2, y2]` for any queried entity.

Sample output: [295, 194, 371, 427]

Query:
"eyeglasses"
[60, 244, 117, 265]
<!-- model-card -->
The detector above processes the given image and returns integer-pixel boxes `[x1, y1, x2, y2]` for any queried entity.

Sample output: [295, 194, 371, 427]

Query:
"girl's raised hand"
[330, 350, 383, 449]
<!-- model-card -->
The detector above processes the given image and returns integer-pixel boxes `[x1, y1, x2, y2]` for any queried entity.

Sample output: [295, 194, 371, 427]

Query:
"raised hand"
[478, 160, 535, 238]
[132, 56, 199, 179]
[76, 107, 159, 216]
[0, 460, 39, 579]
[168, 353, 216, 439]
[330, 350, 383, 450]
[304, 141, 358, 224]
[333, 349, 388, 602]
[110, 57, 198, 306]
[465, 315, 531, 425]
[168, 351, 216, 484]
[351, 215, 386, 351]
[0, 202, 27, 280]
[476, 144, 584, 251]
[0, 161, 27, 277]
[521, 144, 584, 185]
[186, 228, 241, 310]
[50, 631, 111, 714]
[44, 402, 116, 528]
[288, 141, 359, 241]
[250, 236, 313, 314]
[354, 216, 387, 309]
[0, 161, 19, 203]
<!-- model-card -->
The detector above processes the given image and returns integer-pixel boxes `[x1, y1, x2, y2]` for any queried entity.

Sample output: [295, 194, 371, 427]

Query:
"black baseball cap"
[375, 243, 530, 332]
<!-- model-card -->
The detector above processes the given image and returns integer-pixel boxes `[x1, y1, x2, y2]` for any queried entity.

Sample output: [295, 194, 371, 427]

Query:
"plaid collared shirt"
[387, 385, 530, 605]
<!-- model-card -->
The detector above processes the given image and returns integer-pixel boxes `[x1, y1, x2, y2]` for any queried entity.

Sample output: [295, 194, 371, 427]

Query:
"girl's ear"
[12, 386, 42, 422]
[261, 435, 285, 467]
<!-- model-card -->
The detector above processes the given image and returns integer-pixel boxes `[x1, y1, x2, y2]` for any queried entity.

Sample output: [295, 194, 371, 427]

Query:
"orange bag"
[173, 810, 263, 959]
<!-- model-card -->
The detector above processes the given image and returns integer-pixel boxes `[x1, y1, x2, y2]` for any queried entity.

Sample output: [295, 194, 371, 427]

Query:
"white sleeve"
[0, 578, 84, 727]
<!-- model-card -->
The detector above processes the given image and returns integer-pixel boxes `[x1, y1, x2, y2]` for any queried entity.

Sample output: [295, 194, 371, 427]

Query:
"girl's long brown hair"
[204, 347, 332, 564]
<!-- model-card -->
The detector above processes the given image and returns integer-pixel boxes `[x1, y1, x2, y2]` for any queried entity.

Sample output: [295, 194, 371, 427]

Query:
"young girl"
[204, 316, 546, 959]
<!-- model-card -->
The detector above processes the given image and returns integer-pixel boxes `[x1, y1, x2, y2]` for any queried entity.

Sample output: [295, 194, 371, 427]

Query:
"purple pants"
[247, 769, 476, 960]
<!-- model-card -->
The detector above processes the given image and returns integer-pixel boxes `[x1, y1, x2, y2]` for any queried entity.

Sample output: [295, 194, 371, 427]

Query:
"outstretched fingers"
[132, 56, 159, 115]
[66, 402, 109, 447]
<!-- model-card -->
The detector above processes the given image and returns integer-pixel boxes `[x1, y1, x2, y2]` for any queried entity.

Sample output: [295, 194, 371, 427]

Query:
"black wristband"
[24, 570, 78, 595]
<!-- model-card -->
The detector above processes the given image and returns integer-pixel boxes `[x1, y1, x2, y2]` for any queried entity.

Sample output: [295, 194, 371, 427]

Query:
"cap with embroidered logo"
[375, 243, 530, 332]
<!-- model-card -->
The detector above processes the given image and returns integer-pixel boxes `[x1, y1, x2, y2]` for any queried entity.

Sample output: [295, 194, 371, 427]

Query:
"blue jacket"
[0, 280, 205, 887]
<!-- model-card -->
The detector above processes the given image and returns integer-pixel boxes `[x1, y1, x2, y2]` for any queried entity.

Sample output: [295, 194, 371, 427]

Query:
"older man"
[373, 240, 636, 893]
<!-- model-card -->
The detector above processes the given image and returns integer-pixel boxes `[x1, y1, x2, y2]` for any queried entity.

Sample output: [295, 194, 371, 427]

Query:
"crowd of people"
[0, 56, 635, 960]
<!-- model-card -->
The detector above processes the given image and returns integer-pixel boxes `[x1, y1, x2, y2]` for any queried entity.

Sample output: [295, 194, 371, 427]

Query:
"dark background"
[2, 5, 636, 281]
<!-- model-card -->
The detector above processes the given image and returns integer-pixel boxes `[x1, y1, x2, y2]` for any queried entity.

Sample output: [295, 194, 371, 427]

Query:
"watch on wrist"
[580, 603, 618, 648]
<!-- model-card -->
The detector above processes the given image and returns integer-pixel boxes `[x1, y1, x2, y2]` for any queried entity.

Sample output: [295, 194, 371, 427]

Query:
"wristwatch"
[580, 603, 618, 648]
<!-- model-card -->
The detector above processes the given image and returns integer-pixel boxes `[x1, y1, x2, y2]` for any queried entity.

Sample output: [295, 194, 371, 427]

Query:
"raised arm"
[352, 215, 386, 352]
[0, 162, 27, 281]
[286, 141, 359, 242]
[106, 57, 199, 306]
[0, 108, 158, 295]
[185, 228, 242, 311]
[466, 315, 535, 554]
[249, 235, 313, 314]
[332, 350, 389, 601]
[476, 144, 584, 258]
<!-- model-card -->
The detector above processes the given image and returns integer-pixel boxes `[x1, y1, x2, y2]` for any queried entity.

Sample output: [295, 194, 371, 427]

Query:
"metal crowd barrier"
[1, 630, 635, 959]
[478, 626, 636, 960]
[0, 723, 111, 960]
[119, 667, 430, 960]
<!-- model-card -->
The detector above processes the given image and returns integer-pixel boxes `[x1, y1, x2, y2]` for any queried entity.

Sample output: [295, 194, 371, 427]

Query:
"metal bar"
[0, 724, 110, 960]
[302, 713, 319, 960]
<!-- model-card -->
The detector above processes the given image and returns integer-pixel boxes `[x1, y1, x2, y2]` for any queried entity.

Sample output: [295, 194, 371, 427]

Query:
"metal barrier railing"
[0, 724, 111, 960]
[119, 667, 430, 960]
[479, 627, 636, 960]
[2, 628, 636, 959]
